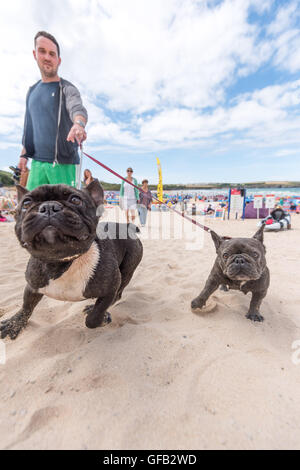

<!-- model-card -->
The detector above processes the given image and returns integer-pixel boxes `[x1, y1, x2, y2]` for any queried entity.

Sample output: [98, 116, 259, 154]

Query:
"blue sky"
[0, 0, 300, 184]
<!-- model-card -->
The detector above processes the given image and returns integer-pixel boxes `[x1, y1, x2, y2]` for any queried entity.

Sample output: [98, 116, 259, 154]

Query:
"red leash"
[81, 147, 212, 233]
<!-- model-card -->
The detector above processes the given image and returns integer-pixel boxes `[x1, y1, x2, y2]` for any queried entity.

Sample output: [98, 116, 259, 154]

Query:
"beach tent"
[244, 201, 269, 219]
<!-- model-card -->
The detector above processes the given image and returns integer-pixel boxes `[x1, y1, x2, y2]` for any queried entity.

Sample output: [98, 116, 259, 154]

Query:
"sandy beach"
[1, 207, 300, 450]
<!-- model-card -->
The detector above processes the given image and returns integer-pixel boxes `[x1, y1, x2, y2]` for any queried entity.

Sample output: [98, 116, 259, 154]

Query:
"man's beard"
[39, 63, 58, 78]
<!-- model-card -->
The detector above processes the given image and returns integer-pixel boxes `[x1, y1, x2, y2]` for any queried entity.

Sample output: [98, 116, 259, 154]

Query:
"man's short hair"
[34, 31, 60, 57]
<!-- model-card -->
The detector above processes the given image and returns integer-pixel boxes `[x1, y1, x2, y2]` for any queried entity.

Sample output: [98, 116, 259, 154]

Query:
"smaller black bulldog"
[191, 225, 270, 322]
[1, 181, 143, 340]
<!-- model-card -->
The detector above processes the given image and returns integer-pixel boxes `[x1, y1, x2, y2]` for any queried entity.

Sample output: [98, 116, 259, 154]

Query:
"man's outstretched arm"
[64, 82, 88, 145]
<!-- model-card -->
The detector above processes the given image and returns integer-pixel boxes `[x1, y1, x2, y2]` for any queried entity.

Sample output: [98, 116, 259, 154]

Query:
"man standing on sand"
[18, 31, 88, 190]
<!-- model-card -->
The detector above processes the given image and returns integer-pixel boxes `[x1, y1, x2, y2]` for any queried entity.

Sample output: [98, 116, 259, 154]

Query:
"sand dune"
[1, 208, 300, 450]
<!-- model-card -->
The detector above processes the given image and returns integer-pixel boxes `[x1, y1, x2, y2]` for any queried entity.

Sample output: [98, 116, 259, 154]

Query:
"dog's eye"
[253, 252, 259, 258]
[22, 199, 32, 211]
[223, 253, 229, 259]
[70, 195, 82, 206]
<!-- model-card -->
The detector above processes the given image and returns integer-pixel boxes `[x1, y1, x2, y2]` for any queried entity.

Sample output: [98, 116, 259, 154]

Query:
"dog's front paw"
[85, 311, 112, 329]
[246, 312, 264, 322]
[219, 284, 229, 292]
[0, 312, 28, 340]
[191, 296, 206, 310]
[103, 311, 112, 325]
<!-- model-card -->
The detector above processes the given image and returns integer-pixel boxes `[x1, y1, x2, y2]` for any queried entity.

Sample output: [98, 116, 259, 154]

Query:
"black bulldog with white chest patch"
[191, 225, 270, 322]
[1, 181, 143, 340]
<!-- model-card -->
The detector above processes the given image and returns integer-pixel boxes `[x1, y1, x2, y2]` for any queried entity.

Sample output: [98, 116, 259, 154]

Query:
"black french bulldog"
[0, 181, 143, 340]
[191, 225, 270, 322]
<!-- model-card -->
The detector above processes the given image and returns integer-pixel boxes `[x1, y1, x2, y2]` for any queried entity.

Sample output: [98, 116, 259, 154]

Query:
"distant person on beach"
[120, 168, 139, 223]
[138, 179, 152, 226]
[271, 205, 286, 221]
[83, 169, 95, 186]
[83, 169, 105, 203]
[206, 204, 215, 215]
[18, 31, 88, 190]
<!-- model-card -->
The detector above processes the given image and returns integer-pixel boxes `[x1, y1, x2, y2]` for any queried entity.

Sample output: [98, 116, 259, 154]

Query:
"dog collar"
[59, 254, 82, 262]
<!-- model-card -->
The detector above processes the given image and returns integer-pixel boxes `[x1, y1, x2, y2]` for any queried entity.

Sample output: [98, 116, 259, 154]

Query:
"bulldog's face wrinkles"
[15, 184, 98, 262]
[218, 238, 266, 281]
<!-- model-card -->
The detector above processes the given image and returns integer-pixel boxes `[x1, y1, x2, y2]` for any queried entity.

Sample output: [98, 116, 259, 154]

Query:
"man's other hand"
[67, 123, 87, 145]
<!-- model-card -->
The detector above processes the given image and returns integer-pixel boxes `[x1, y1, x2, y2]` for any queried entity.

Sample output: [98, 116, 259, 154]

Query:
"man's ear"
[210, 230, 231, 252]
[84, 180, 104, 207]
[16, 184, 29, 202]
[253, 223, 265, 243]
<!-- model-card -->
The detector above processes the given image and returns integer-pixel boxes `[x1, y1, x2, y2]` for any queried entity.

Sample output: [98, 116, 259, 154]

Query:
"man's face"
[33, 36, 61, 78]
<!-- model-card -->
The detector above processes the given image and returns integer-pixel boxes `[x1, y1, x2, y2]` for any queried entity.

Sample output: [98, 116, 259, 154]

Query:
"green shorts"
[26, 160, 76, 191]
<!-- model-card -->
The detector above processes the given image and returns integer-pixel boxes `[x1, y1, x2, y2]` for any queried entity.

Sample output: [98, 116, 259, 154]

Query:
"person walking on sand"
[138, 179, 152, 226]
[18, 31, 88, 190]
[120, 168, 139, 223]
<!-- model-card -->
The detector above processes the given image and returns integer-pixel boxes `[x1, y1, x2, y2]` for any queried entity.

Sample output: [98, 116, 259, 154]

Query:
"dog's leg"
[0, 285, 43, 340]
[191, 273, 220, 310]
[83, 304, 94, 315]
[114, 250, 141, 303]
[246, 291, 266, 322]
[85, 292, 117, 329]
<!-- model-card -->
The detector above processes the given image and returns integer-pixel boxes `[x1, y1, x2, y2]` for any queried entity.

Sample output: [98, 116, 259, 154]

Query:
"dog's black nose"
[234, 256, 245, 265]
[39, 201, 63, 216]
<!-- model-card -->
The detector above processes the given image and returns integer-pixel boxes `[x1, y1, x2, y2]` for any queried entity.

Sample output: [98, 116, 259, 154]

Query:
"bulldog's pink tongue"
[41, 226, 58, 244]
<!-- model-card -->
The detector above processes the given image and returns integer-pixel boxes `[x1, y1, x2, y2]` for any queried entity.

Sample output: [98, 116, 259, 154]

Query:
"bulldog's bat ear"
[84, 180, 104, 207]
[210, 230, 222, 250]
[210, 230, 232, 252]
[16, 184, 29, 202]
[253, 223, 265, 243]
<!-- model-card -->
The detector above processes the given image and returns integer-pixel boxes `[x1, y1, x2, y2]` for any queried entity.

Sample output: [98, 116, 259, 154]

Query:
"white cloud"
[267, 1, 299, 35]
[273, 29, 300, 72]
[134, 79, 300, 150]
[274, 148, 300, 157]
[266, 0, 300, 73]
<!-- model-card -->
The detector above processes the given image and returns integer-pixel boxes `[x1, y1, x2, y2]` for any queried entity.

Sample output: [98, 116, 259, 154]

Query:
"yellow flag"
[156, 158, 163, 203]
